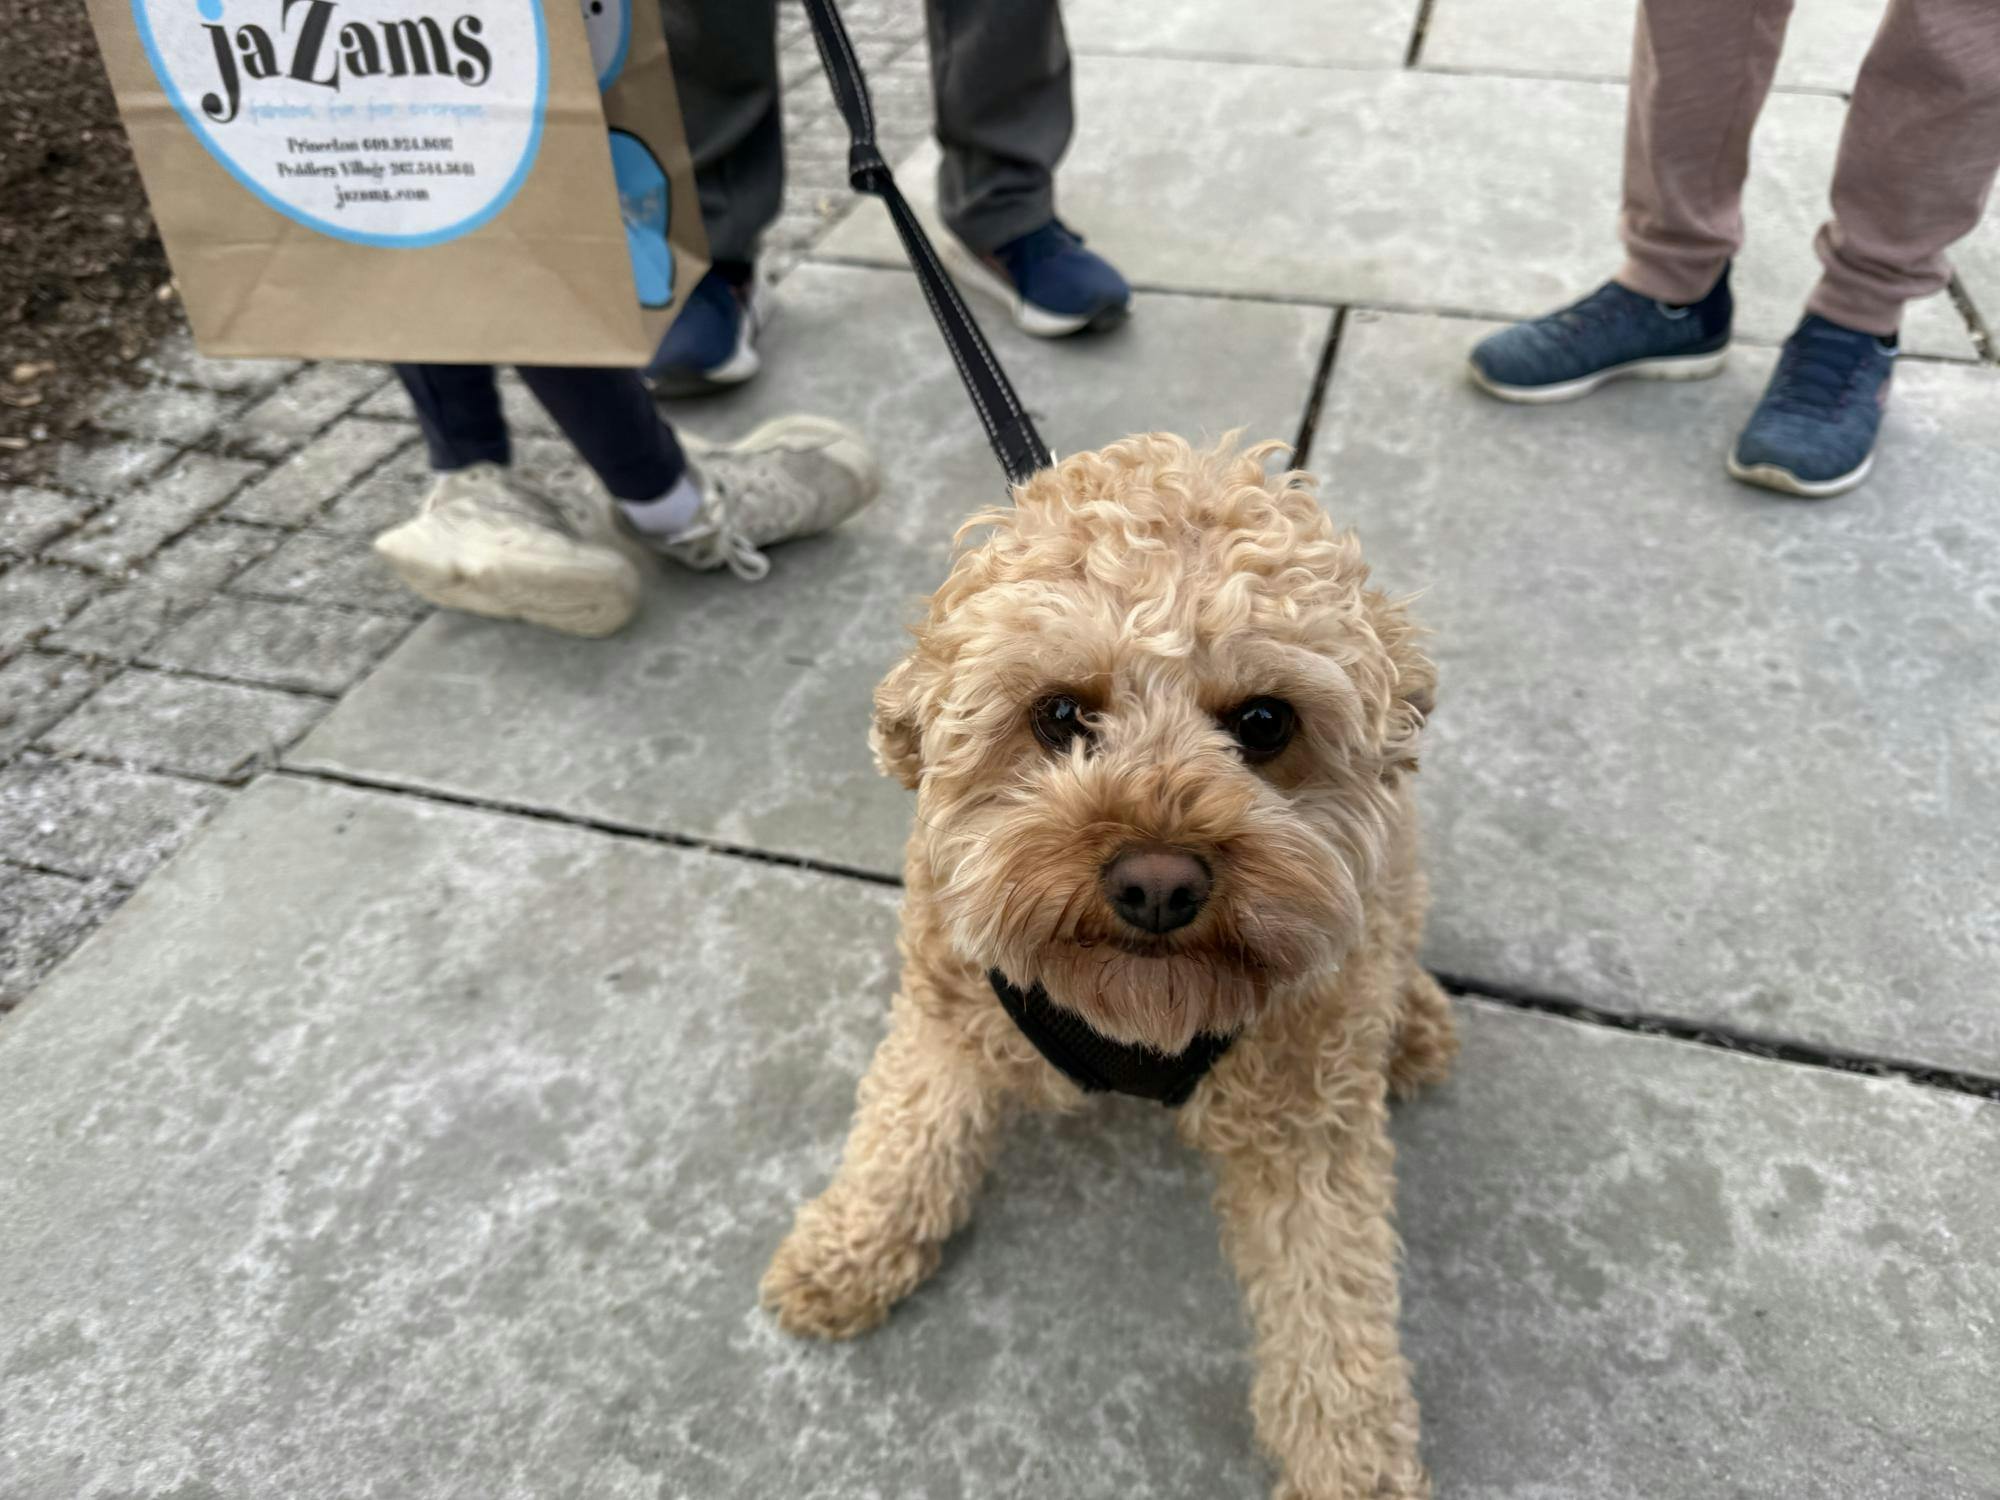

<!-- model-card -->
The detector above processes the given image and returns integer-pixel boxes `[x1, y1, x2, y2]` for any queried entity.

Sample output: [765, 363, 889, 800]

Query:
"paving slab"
[38, 669, 327, 782]
[231, 529, 430, 616]
[89, 382, 238, 448]
[817, 57, 1982, 357]
[1, 775, 1994, 1498]
[231, 364, 391, 459]
[138, 331, 298, 397]
[45, 524, 282, 663]
[0, 863, 124, 1012]
[43, 454, 261, 575]
[0, 654, 104, 759]
[141, 597, 409, 695]
[0, 754, 224, 884]
[0, 488, 91, 558]
[225, 419, 415, 527]
[0, 565, 97, 656]
[1310, 309, 2000, 1075]
[1065, 0, 1419, 69]
[291, 263, 1330, 874]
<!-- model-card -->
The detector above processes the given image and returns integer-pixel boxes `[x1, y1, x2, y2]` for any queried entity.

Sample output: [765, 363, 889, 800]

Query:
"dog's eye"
[1031, 694, 1092, 752]
[1225, 697, 1296, 761]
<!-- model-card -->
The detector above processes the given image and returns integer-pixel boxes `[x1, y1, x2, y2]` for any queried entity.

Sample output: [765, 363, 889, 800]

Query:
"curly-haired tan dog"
[762, 434, 1456, 1499]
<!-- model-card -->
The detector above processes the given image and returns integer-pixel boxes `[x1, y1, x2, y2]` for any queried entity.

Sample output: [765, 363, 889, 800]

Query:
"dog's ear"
[1367, 589, 1436, 771]
[870, 652, 929, 789]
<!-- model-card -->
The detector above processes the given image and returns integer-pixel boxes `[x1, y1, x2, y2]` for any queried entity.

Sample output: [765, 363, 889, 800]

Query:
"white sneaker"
[652, 416, 881, 580]
[373, 462, 643, 637]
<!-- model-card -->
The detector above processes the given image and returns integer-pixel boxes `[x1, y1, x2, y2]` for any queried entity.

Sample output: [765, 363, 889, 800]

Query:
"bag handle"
[800, 0, 1054, 491]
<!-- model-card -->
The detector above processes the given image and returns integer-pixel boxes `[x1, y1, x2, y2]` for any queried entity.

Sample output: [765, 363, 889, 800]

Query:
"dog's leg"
[1387, 966, 1456, 1100]
[1187, 1059, 1428, 1500]
[761, 996, 1011, 1339]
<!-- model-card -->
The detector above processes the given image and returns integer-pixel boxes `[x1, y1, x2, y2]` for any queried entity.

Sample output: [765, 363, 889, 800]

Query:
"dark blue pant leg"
[516, 366, 688, 502]
[395, 363, 511, 472]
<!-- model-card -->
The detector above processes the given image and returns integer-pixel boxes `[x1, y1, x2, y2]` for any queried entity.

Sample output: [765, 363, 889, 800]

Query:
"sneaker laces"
[667, 463, 771, 582]
[1766, 323, 1869, 417]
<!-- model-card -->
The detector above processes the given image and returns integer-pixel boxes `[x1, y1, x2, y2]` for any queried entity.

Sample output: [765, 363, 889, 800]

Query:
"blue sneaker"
[1727, 314, 1895, 498]
[647, 264, 761, 397]
[1469, 269, 1733, 403]
[941, 219, 1131, 337]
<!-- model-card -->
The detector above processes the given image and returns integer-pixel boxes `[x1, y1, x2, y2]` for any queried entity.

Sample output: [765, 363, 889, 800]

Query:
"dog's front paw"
[759, 1203, 940, 1340]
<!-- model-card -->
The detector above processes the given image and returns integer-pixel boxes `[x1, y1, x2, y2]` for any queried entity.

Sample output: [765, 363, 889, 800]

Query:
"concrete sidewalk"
[3, 1, 1998, 1496]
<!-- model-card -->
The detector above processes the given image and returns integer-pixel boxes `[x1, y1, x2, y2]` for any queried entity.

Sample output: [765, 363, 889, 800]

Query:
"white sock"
[617, 472, 703, 539]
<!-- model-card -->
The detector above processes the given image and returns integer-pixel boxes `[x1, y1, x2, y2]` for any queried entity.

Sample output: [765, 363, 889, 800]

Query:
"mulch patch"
[2, 0, 186, 486]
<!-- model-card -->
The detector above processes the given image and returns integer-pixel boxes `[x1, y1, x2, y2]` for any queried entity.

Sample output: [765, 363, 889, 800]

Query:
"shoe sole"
[938, 234, 1128, 338]
[649, 341, 761, 399]
[1467, 347, 1730, 404]
[1725, 448, 1874, 499]
[374, 519, 641, 638]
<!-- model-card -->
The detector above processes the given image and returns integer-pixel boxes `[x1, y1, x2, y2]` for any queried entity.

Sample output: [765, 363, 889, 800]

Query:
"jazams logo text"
[198, 0, 495, 123]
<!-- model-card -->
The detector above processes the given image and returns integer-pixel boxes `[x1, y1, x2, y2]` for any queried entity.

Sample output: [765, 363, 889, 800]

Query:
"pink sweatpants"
[1618, 0, 2000, 335]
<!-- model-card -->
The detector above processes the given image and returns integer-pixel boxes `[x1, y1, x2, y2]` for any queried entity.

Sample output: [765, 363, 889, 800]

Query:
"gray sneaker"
[652, 415, 881, 580]
[373, 462, 643, 637]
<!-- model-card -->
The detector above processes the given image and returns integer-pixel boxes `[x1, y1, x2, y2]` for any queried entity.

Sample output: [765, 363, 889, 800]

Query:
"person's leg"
[925, 0, 1129, 336]
[927, 0, 1071, 253]
[663, 0, 783, 268]
[1465, 0, 1785, 403]
[649, 0, 780, 394]
[394, 363, 511, 472]
[1807, 0, 2000, 336]
[1619, 0, 1794, 304]
[1729, 2, 2000, 499]
[516, 365, 687, 503]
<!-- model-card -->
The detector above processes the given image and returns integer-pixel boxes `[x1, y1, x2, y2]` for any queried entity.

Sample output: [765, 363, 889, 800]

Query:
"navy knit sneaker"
[1728, 314, 1895, 498]
[940, 219, 1131, 337]
[1469, 268, 1734, 403]
[647, 263, 761, 397]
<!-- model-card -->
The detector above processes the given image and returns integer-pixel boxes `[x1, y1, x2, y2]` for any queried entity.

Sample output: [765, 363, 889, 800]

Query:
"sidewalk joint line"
[272, 770, 2000, 1101]
[1290, 307, 1347, 467]
[37, 649, 343, 703]
[277, 767, 906, 889]
[30, 747, 252, 790]
[1412, 61, 1851, 99]
[1404, 0, 1438, 67]
[1434, 970, 2000, 1102]
[0, 853, 133, 890]
[796, 261, 1992, 366]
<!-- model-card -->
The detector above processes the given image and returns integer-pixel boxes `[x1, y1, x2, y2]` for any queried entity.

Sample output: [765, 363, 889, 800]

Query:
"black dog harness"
[805, 6, 1231, 1103]
[989, 971, 1236, 1107]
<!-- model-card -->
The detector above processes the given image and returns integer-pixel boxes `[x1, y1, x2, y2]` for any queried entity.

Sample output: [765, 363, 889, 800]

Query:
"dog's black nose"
[1101, 847, 1211, 935]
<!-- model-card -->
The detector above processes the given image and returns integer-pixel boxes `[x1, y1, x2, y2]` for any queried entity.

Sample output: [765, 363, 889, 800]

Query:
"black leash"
[806, 4, 1232, 1105]
[801, 0, 1053, 491]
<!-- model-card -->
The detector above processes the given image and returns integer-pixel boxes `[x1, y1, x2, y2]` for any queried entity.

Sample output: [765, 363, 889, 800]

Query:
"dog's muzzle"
[988, 970, 1236, 1107]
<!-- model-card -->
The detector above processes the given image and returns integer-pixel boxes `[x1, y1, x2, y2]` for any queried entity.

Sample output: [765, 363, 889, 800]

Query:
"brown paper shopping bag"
[84, 0, 707, 365]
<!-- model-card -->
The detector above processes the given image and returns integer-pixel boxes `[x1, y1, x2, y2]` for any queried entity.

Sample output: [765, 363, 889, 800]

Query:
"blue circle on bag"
[127, 0, 549, 248]
[609, 129, 673, 308]
[583, 0, 630, 88]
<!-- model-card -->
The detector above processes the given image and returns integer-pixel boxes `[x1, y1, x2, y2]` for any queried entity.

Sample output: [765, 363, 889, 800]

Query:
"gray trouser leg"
[927, 0, 1074, 252]
[663, 0, 783, 266]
